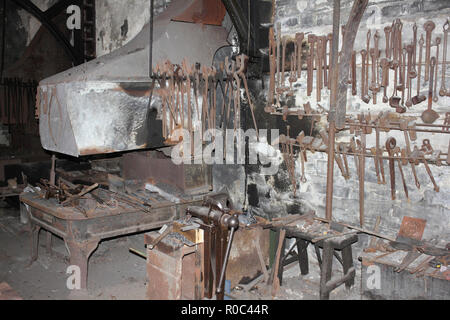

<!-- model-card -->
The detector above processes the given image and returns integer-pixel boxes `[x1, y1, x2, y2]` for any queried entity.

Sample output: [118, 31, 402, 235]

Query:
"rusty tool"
[370, 146, 381, 184]
[327, 33, 333, 89]
[384, 26, 392, 59]
[447, 140, 450, 165]
[410, 23, 418, 79]
[307, 35, 317, 96]
[316, 37, 323, 102]
[372, 121, 380, 184]
[400, 47, 407, 106]
[148, 224, 173, 250]
[232, 60, 241, 132]
[358, 119, 367, 227]
[61, 183, 99, 206]
[422, 155, 440, 193]
[296, 32, 304, 79]
[389, 60, 402, 110]
[412, 35, 426, 105]
[391, 24, 400, 59]
[281, 36, 288, 88]
[444, 113, 450, 132]
[334, 144, 348, 180]
[322, 35, 328, 89]
[268, 27, 276, 108]
[369, 48, 380, 104]
[433, 37, 441, 102]
[381, 58, 389, 103]
[405, 44, 414, 108]
[339, 143, 350, 180]
[395, 147, 409, 200]
[202, 65, 210, 132]
[420, 139, 433, 155]
[351, 51, 357, 96]
[400, 120, 420, 190]
[397, 21, 405, 88]
[424, 21, 435, 82]
[351, 137, 359, 174]
[411, 147, 439, 193]
[289, 52, 297, 93]
[237, 55, 259, 138]
[276, 23, 281, 87]
[361, 50, 370, 103]
[374, 30, 381, 81]
[375, 121, 386, 185]
[386, 137, 397, 200]
[365, 30, 371, 100]
[421, 57, 439, 124]
[318, 36, 325, 91]
[390, 21, 397, 64]
[440, 20, 449, 96]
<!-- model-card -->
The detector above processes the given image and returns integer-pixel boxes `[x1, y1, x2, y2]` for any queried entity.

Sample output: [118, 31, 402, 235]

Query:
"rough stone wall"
[96, 0, 171, 57]
[244, 0, 450, 247]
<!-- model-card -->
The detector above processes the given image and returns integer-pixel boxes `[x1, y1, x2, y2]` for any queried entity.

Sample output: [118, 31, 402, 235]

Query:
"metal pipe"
[325, 0, 341, 222]
[149, 0, 154, 77]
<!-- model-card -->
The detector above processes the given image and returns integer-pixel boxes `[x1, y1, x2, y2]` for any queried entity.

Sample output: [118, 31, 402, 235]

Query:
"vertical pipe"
[325, 0, 341, 221]
[149, 0, 154, 78]
[0, 0, 5, 81]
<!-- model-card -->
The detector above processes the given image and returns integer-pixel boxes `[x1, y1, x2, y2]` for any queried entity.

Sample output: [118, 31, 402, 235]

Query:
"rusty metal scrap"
[172, 0, 226, 26]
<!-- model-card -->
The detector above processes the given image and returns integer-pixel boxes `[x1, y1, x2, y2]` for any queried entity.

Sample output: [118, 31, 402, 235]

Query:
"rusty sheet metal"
[37, 0, 228, 157]
[227, 227, 270, 288]
[122, 152, 212, 194]
[146, 232, 200, 300]
[0, 283, 22, 301]
[172, 0, 226, 26]
[397, 216, 427, 241]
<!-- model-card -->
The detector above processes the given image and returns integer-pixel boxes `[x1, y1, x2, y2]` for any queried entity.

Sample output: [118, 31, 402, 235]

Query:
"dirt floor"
[0, 199, 363, 300]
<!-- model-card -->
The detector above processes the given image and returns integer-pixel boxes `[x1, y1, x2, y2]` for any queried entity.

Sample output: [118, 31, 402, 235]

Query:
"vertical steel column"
[325, 0, 341, 221]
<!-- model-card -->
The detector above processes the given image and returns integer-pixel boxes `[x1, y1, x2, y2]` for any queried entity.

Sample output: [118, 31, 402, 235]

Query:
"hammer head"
[412, 94, 426, 105]
[396, 106, 407, 114]
[389, 96, 401, 108]
[362, 95, 371, 104]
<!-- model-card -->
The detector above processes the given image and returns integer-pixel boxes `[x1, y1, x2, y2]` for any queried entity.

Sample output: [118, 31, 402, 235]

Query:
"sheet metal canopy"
[37, 0, 228, 157]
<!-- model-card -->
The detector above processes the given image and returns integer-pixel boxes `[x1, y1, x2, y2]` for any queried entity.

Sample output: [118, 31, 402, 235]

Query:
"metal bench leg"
[65, 239, 100, 290]
[46, 231, 53, 255]
[314, 244, 322, 270]
[297, 240, 309, 275]
[342, 246, 355, 289]
[277, 237, 286, 286]
[29, 224, 41, 266]
[319, 241, 333, 300]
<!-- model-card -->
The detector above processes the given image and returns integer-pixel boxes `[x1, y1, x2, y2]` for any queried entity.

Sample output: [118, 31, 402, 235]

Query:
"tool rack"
[266, 14, 450, 227]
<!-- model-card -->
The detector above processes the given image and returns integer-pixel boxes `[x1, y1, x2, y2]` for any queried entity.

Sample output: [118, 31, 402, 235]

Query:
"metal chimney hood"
[37, 0, 229, 157]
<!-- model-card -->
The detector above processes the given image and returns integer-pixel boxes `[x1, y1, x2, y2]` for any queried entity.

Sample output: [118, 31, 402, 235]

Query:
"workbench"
[270, 214, 359, 300]
[360, 250, 450, 300]
[20, 189, 199, 290]
[0, 185, 24, 199]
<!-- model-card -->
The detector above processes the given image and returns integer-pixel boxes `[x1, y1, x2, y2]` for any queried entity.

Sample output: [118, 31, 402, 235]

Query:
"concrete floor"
[0, 199, 363, 300]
